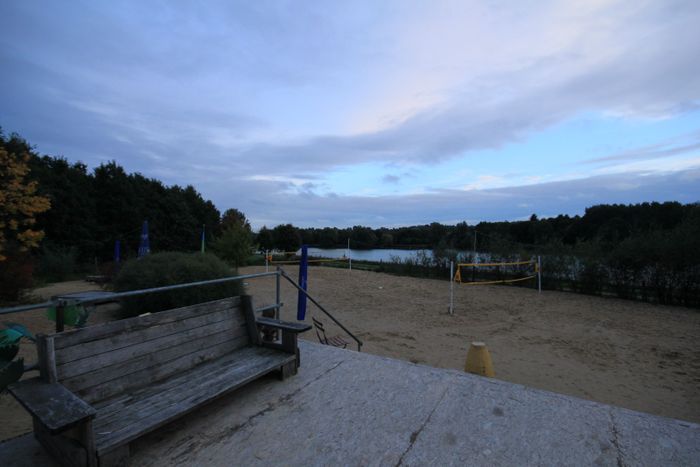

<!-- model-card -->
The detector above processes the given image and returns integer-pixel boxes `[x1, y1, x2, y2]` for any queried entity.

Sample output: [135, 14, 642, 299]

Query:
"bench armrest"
[9, 377, 96, 434]
[256, 317, 311, 333]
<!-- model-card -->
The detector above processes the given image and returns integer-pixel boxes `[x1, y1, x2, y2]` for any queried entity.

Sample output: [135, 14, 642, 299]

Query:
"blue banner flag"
[138, 220, 150, 258]
[296, 245, 308, 320]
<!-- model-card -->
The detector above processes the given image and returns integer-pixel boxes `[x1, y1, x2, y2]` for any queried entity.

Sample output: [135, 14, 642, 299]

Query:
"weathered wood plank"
[57, 318, 247, 382]
[97, 444, 129, 467]
[93, 348, 294, 453]
[91, 348, 262, 413]
[77, 334, 252, 403]
[93, 347, 286, 423]
[60, 326, 247, 393]
[36, 334, 58, 383]
[93, 351, 262, 429]
[53, 297, 241, 350]
[256, 316, 312, 332]
[241, 295, 261, 345]
[33, 417, 88, 467]
[9, 378, 95, 433]
[56, 307, 244, 366]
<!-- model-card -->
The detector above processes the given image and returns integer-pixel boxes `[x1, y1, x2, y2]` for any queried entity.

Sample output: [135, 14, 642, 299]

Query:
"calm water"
[299, 247, 495, 262]
[303, 247, 432, 262]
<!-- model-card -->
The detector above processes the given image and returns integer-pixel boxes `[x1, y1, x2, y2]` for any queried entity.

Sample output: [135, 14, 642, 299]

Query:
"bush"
[36, 244, 78, 282]
[0, 254, 34, 304]
[113, 252, 243, 318]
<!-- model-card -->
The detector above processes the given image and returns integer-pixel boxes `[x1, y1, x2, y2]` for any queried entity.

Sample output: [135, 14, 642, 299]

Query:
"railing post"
[275, 266, 281, 319]
[55, 301, 65, 333]
[449, 261, 454, 315]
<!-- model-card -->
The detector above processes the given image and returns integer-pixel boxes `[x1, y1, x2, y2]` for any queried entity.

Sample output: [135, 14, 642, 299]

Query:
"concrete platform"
[2, 341, 699, 466]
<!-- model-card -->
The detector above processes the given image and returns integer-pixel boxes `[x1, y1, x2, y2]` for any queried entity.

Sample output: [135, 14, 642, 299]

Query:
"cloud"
[584, 138, 700, 165]
[1, 0, 700, 228]
[205, 166, 700, 229]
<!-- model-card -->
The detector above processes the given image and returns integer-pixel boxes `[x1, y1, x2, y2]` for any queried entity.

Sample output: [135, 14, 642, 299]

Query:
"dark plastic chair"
[312, 317, 348, 349]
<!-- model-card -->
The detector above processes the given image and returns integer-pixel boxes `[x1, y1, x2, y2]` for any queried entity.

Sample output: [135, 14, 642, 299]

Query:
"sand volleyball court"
[1, 267, 698, 442]
[243, 265, 700, 424]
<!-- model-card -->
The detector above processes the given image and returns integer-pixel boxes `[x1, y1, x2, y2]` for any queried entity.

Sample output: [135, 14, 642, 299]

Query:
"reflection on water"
[301, 247, 490, 262]
[304, 247, 432, 262]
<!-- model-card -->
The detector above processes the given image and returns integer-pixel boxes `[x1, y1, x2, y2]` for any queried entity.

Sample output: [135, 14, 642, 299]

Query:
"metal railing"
[0, 268, 363, 351]
[278, 268, 363, 351]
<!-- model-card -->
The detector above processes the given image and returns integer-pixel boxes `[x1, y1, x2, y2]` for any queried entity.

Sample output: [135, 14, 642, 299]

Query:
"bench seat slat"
[61, 326, 243, 394]
[93, 348, 259, 428]
[53, 297, 241, 350]
[57, 317, 246, 383]
[93, 346, 294, 454]
[56, 306, 243, 365]
[77, 333, 251, 403]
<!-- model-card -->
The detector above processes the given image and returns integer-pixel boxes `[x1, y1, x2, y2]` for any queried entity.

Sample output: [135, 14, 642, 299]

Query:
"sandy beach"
[1, 267, 698, 441]
[242, 265, 700, 424]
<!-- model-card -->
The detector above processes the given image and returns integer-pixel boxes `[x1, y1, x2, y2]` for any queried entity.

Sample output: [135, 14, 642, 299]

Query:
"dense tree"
[0, 133, 51, 301]
[0, 143, 50, 261]
[256, 226, 274, 251]
[272, 224, 301, 252]
[212, 222, 252, 268]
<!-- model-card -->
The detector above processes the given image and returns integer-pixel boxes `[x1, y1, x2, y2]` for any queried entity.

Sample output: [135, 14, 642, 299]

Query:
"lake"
[301, 247, 491, 263]
[303, 247, 431, 262]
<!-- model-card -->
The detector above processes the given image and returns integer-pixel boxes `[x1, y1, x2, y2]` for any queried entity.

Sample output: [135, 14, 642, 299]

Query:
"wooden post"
[451, 261, 455, 314]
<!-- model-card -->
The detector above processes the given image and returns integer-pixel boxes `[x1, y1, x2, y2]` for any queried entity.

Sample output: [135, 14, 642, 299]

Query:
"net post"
[537, 255, 542, 294]
[265, 250, 269, 272]
[449, 261, 454, 315]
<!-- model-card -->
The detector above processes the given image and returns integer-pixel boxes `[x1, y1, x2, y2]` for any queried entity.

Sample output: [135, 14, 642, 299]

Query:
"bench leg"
[33, 417, 96, 467]
[278, 361, 297, 380]
[98, 444, 130, 467]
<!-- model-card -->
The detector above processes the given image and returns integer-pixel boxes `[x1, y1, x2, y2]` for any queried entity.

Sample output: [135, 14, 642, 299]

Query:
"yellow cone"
[464, 341, 495, 377]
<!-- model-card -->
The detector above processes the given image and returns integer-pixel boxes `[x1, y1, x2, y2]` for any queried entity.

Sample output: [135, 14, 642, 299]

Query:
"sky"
[1, 0, 699, 229]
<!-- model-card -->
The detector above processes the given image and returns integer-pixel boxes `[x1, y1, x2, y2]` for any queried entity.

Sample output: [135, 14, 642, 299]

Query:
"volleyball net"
[453, 258, 539, 286]
[263, 251, 350, 266]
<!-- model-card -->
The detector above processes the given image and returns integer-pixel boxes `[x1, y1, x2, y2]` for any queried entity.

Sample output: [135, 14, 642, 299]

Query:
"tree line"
[258, 202, 699, 254]
[0, 130, 253, 300]
[2, 128, 698, 307]
[257, 203, 700, 308]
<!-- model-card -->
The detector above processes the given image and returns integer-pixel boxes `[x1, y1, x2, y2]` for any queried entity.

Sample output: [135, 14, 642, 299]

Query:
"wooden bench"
[9, 295, 310, 467]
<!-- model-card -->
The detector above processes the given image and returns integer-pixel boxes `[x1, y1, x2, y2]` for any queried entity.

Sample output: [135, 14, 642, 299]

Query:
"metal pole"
[265, 249, 269, 273]
[537, 255, 542, 294]
[347, 238, 351, 271]
[56, 302, 65, 333]
[275, 266, 281, 318]
[279, 269, 363, 351]
[472, 229, 477, 282]
[449, 261, 454, 315]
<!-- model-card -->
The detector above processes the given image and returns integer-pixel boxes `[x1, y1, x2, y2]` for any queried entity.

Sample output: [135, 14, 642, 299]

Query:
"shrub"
[36, 244, 78, 282]
[0, 254, 34, 304]
[113, 252, 243, 318]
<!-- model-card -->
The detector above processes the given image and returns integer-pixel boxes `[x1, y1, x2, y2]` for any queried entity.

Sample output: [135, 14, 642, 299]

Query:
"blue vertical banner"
[296, 244, 308, 320]
[138, 220, 150, 258]
[114, 240, 121, 263]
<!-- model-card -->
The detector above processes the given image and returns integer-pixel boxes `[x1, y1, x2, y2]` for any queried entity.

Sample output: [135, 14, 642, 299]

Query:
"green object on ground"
[47, 304, 87, 327]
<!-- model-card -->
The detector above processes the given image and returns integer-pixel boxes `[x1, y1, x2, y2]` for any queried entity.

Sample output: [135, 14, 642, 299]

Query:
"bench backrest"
[37, 296, 256, 404]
